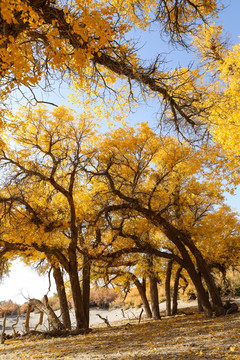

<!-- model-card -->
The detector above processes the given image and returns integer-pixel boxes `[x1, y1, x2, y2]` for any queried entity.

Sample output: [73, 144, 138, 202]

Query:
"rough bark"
[68, 254, 87, 329]
[1, 313, 7, 344]
[67, 191, 88, 329]
[172, 266, 182, 315]
[159, 229, 213, 317]
[184, 239, 224, 315]
[150, 276, 161, 320]
[25, 304, 31, 333]
[183, 257, 213, 317]
[197, 295, 204, 313]
[34, 312, 44, 331]
[53, 266, 71, 330]
[134, 278, 152, 319]
[165, 260, 173, 316]
[82, 253, 91, 328]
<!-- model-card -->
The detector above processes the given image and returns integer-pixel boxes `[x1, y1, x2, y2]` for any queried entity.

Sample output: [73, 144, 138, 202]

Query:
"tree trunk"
[150, 276, 161, 320]
[165, 260, 173, 316]
[53, 265, 71, 330]
[1, 313, 7, 344]
[82, 253, 91, 328]
[137, 211, 218, 317]
[169, 239, 213, 317]
[25, 304, 31, 333]
[197, 294, 204, 313]
[185, 239, 224, 315]
[134, 278, 152, 319]
[68, 251, 87, 329]
[172, 266, 182, 315]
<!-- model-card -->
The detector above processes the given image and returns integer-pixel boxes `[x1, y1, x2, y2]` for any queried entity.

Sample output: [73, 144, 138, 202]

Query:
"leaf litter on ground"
[0, 310, 239, 359]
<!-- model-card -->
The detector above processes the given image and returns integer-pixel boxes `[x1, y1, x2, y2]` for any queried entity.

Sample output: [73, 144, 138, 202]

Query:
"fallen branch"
[138, 308, 144, 323]
[129, 311, 137, 320]
[12, 313, 21, 337]
[96, 314, 111, 328]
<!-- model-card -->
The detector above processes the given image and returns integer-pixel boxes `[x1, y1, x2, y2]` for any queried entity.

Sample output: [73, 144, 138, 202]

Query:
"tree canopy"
[0, 0, 240, 333]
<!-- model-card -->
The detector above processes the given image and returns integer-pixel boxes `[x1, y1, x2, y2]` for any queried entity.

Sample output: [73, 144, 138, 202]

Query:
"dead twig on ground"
[96, 314, 111, 328]
[12, 313, 21, 337]
[138, 308, 144, 323]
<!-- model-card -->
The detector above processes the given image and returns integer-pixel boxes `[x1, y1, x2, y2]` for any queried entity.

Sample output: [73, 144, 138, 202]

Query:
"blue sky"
[1, 0, 240, 305]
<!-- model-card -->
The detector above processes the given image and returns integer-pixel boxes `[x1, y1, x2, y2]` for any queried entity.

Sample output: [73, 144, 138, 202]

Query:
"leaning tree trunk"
[150, 276, 161, 320]
[171, 239, 213, 317]
[172, 266, 182, 315]
[182, 257, 213, 317]
[53, 265, 71, 330]
[142, 215, 214, 317]
[134, 277, 152, 319]
[184, 239, 224, 316]
[82, 253, 91, 328]
[165, 260, 173, 316]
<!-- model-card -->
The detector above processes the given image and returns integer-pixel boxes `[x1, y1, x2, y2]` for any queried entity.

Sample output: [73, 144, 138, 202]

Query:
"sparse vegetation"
[90, 288, 122, 309]
[0, 300, 20, 317]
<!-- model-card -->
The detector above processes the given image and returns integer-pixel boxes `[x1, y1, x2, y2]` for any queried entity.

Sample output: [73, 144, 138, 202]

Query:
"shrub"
[19, 302, 29, 314]
[124, 287, 142, 309]
[90, 288, 121, 309]
[0, 300, 20, 316]
[48, 295, 60, 311]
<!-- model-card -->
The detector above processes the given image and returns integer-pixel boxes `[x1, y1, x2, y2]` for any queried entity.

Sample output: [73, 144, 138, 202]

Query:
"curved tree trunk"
[184, 239, 224, 315]
[134, 213, 214, 317]
[165, 260, 173, 316]
[172, 240, 213, 317]
[172, 266, 182, 315]
[134, 277, 152, 319]
[53, 265, 71, 330]
[183, 260, 213, 317]
[150, 276, 161, 320]
[28, 296, 64, 330]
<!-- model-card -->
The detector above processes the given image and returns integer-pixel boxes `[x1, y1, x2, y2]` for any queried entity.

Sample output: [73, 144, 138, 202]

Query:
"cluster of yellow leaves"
[192, 22, 240, 185]
[0, 0, 223, 121]
[0, 105, 98, 268]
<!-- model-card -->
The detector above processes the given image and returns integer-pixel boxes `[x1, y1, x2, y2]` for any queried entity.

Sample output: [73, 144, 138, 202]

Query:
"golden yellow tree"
[0, 0, 222, 131]
[190, 23, 240, 181]
[86, 123, 229, 316]
[0, 105, 97, 329]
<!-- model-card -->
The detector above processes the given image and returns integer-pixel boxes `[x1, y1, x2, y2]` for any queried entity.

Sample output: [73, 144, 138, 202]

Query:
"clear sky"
[1, 0, 240, 305]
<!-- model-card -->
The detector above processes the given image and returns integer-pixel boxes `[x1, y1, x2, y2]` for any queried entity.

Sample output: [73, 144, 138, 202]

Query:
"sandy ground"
[0, 299, 201, 335]
[1, 298, 239, 335]
[0, 303, 239, 359]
